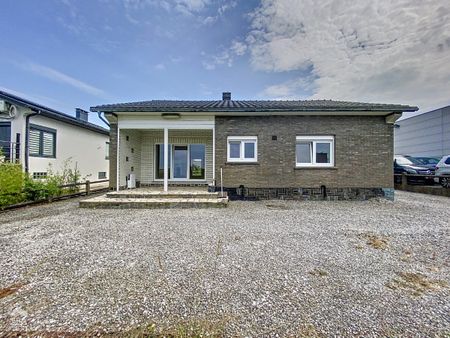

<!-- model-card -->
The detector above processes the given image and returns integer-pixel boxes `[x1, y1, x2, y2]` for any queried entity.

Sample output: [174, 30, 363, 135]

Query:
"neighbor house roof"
[0, 90, 109, 135]
[91, 98, 418, 113]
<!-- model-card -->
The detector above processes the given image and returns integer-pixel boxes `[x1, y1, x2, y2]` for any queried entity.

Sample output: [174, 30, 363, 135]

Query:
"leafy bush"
[23, 175, 62, 201]
[0, 163, 25, 207]
[23, 159, 82, 201]
[0, 157, 84, 207]
[59, 158, 82, 193]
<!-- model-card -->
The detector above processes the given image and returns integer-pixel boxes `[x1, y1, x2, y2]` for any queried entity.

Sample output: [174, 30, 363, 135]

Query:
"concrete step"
[79, 195, 228, 209]
[106, 191, 223, 199]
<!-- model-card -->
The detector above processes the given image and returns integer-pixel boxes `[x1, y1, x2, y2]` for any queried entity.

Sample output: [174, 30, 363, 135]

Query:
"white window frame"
[154, 143, 207, 181]
[296, 136, 334, 167]
[227, 136, 258, 163]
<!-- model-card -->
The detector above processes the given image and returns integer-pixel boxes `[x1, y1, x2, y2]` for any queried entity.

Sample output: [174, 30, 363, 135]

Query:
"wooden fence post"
[401, 173, 408, 190]
[86, 180, 91, 195]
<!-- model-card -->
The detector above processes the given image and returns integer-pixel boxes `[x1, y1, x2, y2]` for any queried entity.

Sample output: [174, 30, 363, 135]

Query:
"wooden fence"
[0, 179, 110, 211]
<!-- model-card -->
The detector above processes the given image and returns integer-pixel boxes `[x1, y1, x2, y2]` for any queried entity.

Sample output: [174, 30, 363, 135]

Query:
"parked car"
[414, 156, 441, 173]
[394, 155, 434, 184]
[435, 155, 450, 188]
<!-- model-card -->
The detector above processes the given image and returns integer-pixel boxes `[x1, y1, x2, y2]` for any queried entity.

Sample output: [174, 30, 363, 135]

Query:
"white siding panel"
[137, 129, 213, 184]
[119, 129, 142, 187]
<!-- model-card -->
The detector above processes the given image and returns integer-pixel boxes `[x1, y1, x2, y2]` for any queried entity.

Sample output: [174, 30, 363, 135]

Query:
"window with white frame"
[227, 136, 257, 162]
[296, 136, 334, 167]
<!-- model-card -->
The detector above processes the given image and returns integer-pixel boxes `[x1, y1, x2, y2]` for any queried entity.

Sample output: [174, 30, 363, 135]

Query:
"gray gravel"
[0, 191, 449, 337]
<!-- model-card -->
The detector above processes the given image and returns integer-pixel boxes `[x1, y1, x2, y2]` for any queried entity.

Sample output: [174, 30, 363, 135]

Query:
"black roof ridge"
[91, 98, 418, 113]
[0, 90, 109, 135]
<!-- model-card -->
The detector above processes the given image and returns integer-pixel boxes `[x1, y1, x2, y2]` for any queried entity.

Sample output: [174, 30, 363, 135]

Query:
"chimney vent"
[222, 92, 231, 100]
[76, 108, 89, 122]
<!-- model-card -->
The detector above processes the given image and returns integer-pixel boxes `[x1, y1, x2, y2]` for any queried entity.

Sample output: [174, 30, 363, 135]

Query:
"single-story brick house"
[91, 93, 417, 200]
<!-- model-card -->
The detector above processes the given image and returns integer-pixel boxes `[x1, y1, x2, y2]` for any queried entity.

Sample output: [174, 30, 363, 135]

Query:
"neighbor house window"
[296, 136, 334, 167]
[29, 124, 56, 158]
[227, 136, 257, 162]
[98, 172, 107, 179]
[105, 142, 110, 160]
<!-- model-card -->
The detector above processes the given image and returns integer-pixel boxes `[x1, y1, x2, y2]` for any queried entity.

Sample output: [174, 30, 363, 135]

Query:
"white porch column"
[163, 127, 169, 192]
[116, 127, 120, 192]
[212, 126, 216, 182]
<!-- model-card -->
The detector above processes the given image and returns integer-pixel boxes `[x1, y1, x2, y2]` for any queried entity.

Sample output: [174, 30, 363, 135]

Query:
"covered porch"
[116, 124, 215, 192]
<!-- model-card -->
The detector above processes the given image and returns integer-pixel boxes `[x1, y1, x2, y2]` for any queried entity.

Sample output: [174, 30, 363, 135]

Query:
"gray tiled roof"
[0, 91, 109, 135]
[91, 99, 418, 113]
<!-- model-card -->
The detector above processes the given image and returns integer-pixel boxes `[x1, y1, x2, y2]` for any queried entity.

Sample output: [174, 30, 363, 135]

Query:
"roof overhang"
[100, 110, 407, 117]
[0, 90, 109, 135]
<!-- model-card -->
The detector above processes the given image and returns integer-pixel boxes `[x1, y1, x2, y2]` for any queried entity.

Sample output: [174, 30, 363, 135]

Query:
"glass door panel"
[173, 145, 188, 179]
[155, 144, 171, 179]
[189, 144, 205, 179]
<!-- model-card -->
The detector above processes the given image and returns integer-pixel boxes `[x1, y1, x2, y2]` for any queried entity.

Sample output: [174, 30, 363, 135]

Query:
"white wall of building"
[28, 115, 109, 181]
[1, 104, 109, 181]
[394, 106, 450, 158]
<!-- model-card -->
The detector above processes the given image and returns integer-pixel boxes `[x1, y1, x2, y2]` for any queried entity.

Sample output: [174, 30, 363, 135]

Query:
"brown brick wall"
[215, 115, 394, 189]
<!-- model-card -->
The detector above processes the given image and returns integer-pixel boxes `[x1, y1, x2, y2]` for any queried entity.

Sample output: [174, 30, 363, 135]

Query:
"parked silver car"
[435, 155, 450, 188]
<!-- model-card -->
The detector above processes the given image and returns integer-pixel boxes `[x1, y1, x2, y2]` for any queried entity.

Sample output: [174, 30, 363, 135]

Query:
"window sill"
[294, 166, 337, 170]
[30, 155, 56, 159]
[226, 161, 260, 165]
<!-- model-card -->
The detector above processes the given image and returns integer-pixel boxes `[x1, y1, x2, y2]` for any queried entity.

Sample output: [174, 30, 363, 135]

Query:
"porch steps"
[79, 190, 228, 209]
[105, 191, 222, 199]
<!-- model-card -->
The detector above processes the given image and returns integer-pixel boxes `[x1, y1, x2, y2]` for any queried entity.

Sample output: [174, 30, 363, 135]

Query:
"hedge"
[0, 163, 25, 207]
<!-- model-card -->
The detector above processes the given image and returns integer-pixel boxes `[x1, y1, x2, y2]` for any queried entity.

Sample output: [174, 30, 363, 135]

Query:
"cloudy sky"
[1, 0, 449, 126]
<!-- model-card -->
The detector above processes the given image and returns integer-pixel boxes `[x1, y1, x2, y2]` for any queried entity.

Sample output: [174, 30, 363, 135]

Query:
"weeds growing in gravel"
[297, 323, 324, 337]
[309, 268, 328, 277]
[386, 272, 448, 296]
[215, 238, 224, 256]
[3, 320, 225, 338]
[363, 233, 389, 250]
[0, 283, 25, 299]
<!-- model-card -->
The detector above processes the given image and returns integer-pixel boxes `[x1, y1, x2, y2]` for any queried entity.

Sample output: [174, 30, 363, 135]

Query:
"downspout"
[24, 109, 41, 173]
[97, 112, 110, 127]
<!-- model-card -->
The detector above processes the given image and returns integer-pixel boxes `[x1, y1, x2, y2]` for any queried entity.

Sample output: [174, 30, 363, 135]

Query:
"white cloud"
[262, 76, 316, 99]
[202, 39, 247, 70]
[202, 50, 233, 70]
[247, 0, 450, 111]
[154, 63, 166, 70]
[19, 62, 106, 97]
[230, 40, 247, 56]
[135, 0, 210, 15]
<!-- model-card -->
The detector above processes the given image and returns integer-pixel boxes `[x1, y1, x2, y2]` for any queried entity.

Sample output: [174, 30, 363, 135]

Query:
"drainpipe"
[97, 112, 110, 127]
[24, 109, 41, 173]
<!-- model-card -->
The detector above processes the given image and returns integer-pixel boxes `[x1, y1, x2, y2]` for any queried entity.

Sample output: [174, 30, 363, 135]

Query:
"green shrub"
[59, 159, 81, 193]
[0, 163, 25, 207]
[23, 175, 63, 201]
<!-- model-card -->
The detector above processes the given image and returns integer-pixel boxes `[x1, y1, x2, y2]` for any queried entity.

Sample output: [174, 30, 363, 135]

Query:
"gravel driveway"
[0, 191, 449, 337]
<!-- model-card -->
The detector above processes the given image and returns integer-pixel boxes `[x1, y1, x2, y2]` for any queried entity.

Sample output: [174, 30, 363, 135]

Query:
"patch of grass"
[400, 249, 412, 262]
[4, 320, 226, 338]
[0, 283, 25, 299]
[215, 238, 224, 256]
[265, 203, 290, 210]
[386, 271, 448, 296]
[298, 323, 324, 337]
[363, 233, 389, 250]
[309, 268, 328, 277]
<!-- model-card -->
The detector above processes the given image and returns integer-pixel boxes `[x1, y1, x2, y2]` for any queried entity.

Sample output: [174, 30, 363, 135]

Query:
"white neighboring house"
[0, 90, 109, 181]
[394, 105, 450, 158]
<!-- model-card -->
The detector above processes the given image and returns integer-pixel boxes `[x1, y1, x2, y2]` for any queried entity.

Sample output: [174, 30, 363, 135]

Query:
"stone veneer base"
[210, 186, 394, 201]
